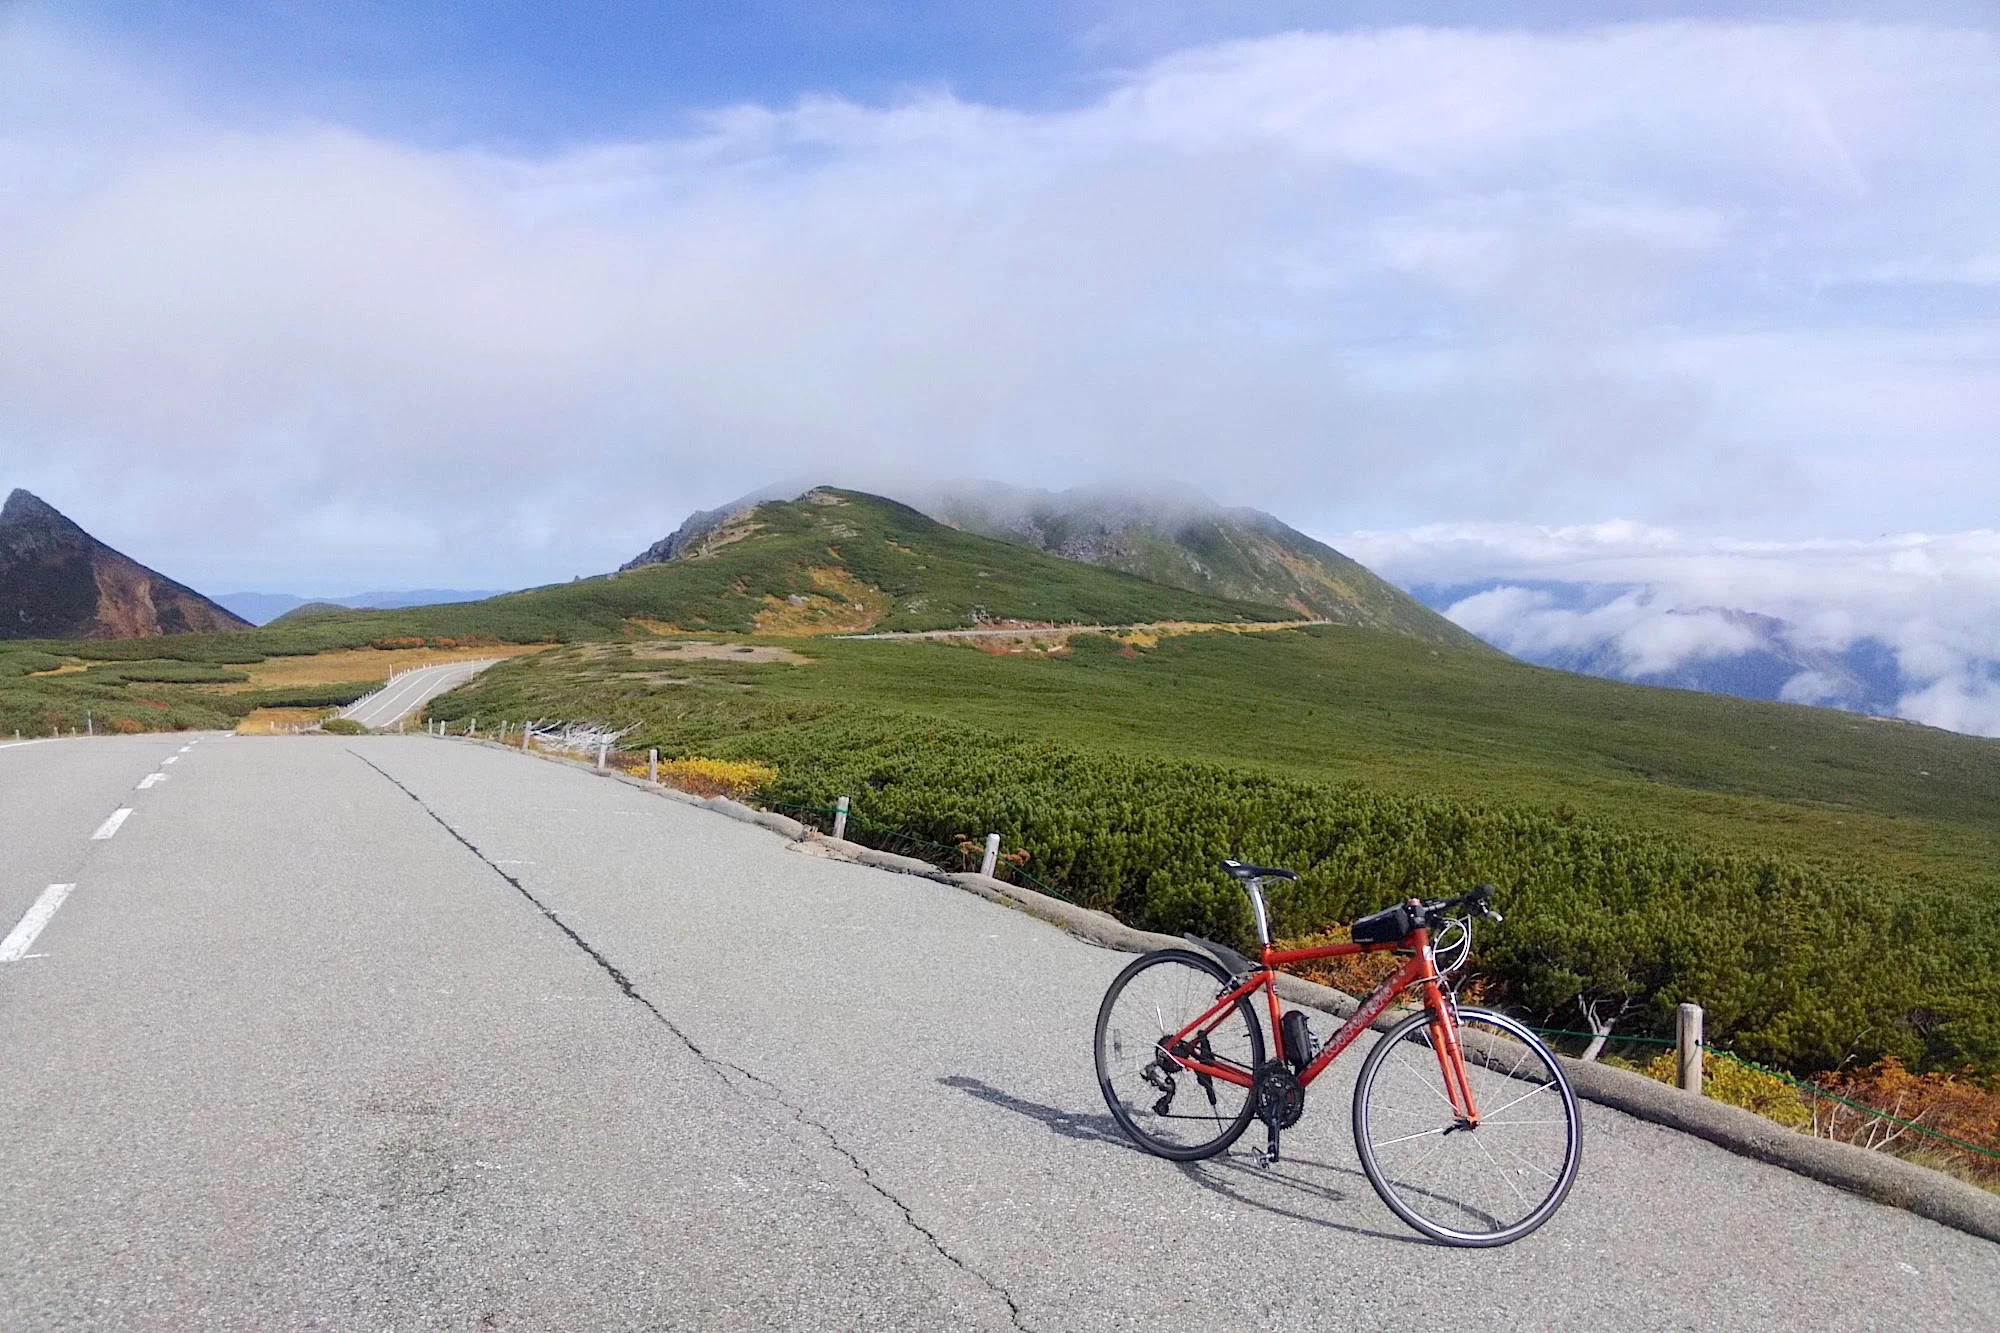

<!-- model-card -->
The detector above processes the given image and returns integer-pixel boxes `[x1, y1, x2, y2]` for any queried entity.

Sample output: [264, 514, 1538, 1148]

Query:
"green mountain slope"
[399, 486, 1293, 640]
[921, 484, 1486, 650]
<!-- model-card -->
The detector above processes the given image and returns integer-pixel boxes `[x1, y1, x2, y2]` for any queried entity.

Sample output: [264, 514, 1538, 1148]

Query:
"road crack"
[351, 750, 1033, 1333]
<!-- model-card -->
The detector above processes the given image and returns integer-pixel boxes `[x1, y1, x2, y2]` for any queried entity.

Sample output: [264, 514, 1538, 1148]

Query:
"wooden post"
[1677, 1002, 1704, 1095]
[649, 748, 658, 784]
[980, 833, 1000, 877]
[833, 796, 850, 841]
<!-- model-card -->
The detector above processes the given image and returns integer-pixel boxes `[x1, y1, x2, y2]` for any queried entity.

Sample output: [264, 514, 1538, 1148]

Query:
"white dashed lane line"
[137, 773, 168, 790]
[90, 809, 133, 841]
[0, 885, 75, 962]
[162, 756, 178, 765]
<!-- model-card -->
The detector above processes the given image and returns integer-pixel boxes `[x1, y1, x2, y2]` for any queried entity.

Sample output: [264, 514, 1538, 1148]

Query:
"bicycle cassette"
[1253, 1062, 1305, 1130]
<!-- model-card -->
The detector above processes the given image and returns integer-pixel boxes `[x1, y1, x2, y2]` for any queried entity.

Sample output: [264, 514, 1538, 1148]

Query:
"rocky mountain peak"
[0, 490, 250, 640]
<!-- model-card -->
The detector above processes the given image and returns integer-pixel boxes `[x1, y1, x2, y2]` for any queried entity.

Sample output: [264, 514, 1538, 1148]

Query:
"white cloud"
[1342, 523, 2000, 736]
[0, 19, 1994, 590]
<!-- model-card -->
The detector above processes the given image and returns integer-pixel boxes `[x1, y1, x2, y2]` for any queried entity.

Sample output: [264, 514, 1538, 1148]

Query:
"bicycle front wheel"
[1095, 949, 1265, 1161]
[1352, 1007, 1581, 1246]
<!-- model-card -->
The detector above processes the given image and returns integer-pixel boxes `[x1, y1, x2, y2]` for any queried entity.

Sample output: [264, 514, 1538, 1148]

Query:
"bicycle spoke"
[1477, 1080, 1554, 1120]
[1095, 950, 1262, 1161]
[1471, 1133, 1535, 1211]
[1369, 1126, 1449, 1149]
[1354, 1009, 1581, 1246]
[1480, 1133, 1562, 1182]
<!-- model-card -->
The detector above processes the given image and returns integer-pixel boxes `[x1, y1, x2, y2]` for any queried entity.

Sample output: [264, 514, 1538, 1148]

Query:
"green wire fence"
[1529, 1026, 2000, 1167]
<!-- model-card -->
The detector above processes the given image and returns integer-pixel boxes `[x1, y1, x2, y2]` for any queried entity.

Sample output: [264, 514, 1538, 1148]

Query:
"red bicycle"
[1094, 861, 1581, 1246]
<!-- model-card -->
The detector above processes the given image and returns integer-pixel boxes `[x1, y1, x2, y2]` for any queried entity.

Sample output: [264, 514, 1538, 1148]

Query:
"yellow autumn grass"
[603, 752, 776, 797]
[218, 643, 547, 692]
[235, 706, 340, 735]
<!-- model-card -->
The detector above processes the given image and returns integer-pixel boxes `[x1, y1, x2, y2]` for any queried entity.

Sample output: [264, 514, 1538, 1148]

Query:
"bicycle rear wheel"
[1095, 949, 1265, 1161]
[1352, 1007, 1581, 1246]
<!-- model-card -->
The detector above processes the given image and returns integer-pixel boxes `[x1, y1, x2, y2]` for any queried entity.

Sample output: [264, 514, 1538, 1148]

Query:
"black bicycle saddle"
[1220, 859, 1299, 882]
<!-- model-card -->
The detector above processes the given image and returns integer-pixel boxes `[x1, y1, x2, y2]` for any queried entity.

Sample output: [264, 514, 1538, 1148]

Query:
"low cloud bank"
[1338, 524, 2000, 737]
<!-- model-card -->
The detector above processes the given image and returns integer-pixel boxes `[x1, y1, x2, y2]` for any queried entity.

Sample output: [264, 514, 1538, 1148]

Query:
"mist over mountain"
[0, 489, 249, 640]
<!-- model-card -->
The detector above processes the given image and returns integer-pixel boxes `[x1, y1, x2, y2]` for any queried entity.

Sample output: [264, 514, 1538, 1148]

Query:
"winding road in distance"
[339, 659, 498, 729]
[2, 734, 1994, 1331]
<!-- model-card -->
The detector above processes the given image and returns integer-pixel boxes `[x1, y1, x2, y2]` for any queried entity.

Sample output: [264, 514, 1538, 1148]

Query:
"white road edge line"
[91, 808, 133, 840]
[0, 739, 53, 751]
[0, 884, 76, 962]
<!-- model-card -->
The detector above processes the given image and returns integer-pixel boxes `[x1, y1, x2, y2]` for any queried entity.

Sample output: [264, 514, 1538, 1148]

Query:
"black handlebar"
[1421, 883, 1502, 927]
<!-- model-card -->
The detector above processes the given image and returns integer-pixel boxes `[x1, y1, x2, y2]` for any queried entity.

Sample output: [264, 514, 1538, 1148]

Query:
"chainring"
[1253, 1062, 1306, 1130]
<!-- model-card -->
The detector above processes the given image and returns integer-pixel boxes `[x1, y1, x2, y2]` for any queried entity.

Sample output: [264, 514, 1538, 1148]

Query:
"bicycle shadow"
[936, 1075, 1142, 1152]
[937, 1075, 1426, 1245]
[1175, 1153, 1427, 1245]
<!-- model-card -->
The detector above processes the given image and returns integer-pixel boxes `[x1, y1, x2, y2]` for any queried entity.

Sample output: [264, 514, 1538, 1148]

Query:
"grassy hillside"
[928, 485, 1487, 650]
[264, 488, 1293, 643]
[428, 625, 2000, 1076]
[0, 487, 1291, 734]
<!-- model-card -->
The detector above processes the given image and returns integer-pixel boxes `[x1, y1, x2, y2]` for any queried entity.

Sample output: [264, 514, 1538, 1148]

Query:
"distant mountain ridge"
[0, 490, 249, 640]
[215, 589, 508, 626]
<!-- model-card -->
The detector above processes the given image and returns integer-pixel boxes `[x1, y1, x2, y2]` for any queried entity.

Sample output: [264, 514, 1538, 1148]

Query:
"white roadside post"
[833, 796, 850, 841]
[86, 713, 93, 736]
[469, 718, 477, 738]
[649, 748, 659, 784]
[522, 724, 532, 753]
[596, 744, 607, 772]
[980, 833, 1000, 878]
[1677, 1003, 1704, 1095]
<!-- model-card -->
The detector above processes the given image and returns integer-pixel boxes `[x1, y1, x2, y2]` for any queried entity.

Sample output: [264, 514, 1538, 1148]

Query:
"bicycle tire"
[1095, 948, 1265, 1161]
[1352, 1006, 1581, 1246]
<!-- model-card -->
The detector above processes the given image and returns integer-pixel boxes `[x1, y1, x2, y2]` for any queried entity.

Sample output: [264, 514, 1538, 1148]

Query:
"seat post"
[1244, 879, 1272, 948]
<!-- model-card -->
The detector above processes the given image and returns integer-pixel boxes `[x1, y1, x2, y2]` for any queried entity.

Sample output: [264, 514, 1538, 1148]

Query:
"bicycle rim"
[1095, 949, 1264, 1161]
[1352, 1007, 1581, 1246]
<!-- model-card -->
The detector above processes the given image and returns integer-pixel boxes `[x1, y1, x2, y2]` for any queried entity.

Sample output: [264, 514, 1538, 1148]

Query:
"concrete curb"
[431, 734, 2000, 1244]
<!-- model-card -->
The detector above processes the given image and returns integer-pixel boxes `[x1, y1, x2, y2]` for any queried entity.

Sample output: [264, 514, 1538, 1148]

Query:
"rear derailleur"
[1145, 1034, 1225, 1118]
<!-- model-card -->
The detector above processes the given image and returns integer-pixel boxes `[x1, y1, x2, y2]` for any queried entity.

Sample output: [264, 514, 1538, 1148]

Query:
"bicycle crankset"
[1253, 1062, 1305, 1131]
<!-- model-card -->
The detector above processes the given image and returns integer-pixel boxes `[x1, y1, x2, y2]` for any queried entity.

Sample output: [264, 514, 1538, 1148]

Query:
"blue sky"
[3, 3, 1998, 729]
[42, 1, 1999, 144]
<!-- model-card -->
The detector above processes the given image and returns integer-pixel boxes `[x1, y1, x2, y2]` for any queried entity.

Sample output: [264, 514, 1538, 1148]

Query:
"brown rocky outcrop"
[0, 489, 251, 640]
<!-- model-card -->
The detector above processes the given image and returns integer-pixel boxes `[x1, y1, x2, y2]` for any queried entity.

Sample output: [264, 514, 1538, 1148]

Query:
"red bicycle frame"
[1163, 923, 1483, 1126]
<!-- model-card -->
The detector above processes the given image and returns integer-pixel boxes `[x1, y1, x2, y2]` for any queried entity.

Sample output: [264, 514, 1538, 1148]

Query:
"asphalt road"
[340, 660, 497, 728]
[2, 735, 1995, 1332]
